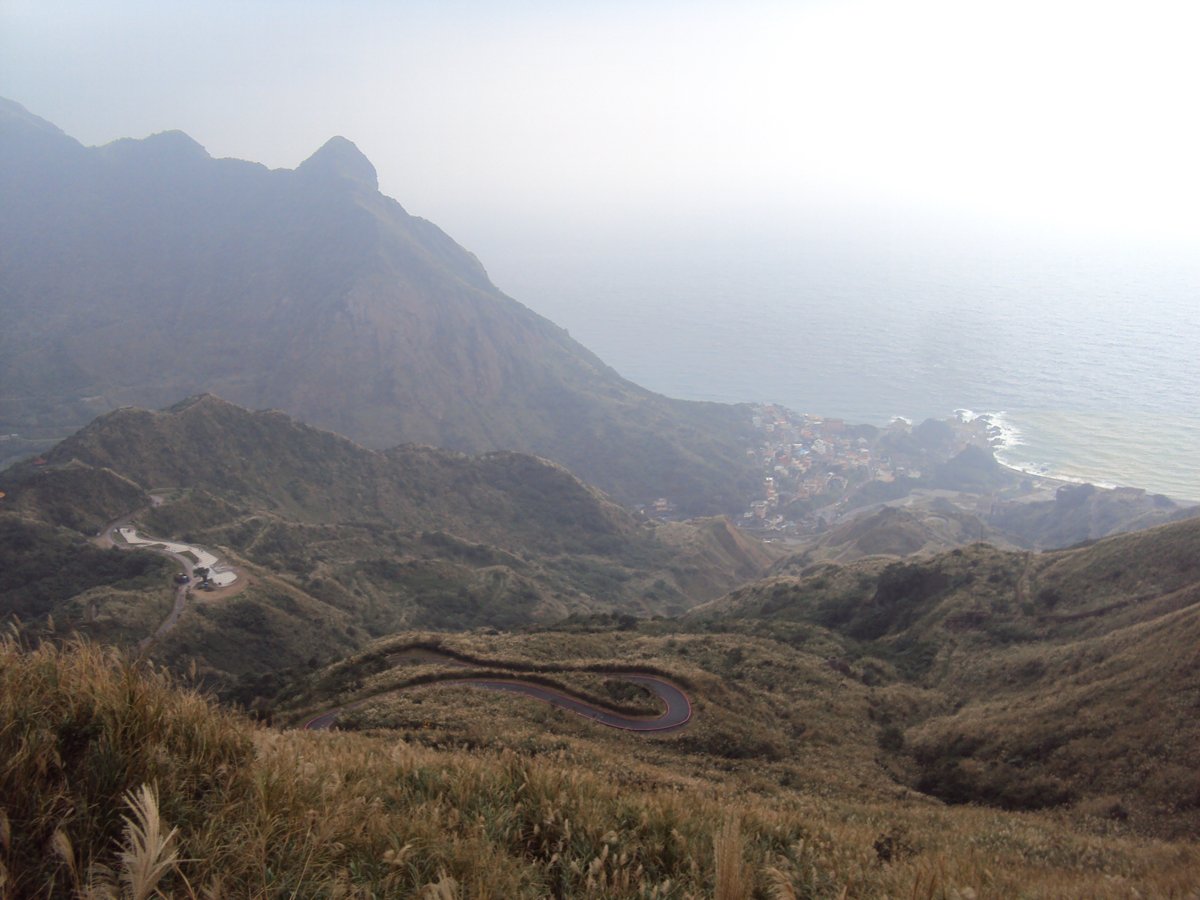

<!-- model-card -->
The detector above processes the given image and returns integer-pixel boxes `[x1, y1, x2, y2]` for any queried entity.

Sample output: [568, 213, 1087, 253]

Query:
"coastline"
[955, 408, 1198, 505]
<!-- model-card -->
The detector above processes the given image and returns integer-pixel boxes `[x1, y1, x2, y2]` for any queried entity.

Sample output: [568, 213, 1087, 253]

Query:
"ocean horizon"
[479, 222, 1200, 502]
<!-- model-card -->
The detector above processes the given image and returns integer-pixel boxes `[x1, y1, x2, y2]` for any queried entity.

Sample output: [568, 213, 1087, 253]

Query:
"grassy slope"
[688, 516, 1200, 838]
[0, 398, 777, 679]
[0, 514, 173, 637]
[4, 636, 1197, 898]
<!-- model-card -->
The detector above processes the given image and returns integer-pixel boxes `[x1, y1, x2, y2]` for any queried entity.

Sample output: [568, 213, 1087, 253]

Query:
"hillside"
[7, 632, 1199, 898]
[3, 422, 1199, 895]
[772, 502, 1002, 566]
[2, 94, 1197, 899]
[689, 516, 1200, 838]
[989, 480, 1197, 548]
[0, 397, 776, 678]
[0, 98, 757, 514]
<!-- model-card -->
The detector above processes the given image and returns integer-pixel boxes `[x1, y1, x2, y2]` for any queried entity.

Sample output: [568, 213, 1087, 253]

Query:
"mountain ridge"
[0, 396, 777, 674]
[0, 99, 758, 513]
[685, 514, 1200, 834]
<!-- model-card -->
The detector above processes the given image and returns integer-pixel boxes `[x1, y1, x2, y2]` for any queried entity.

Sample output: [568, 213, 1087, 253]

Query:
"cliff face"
[0, 99, 757, 513]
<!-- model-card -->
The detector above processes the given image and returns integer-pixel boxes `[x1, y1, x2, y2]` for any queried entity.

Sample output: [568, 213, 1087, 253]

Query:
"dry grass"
[713, 815, 750, 900]
[3, 634, 1199, 898]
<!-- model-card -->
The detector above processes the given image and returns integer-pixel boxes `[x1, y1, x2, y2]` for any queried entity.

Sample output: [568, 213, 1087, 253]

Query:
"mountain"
[0, 98, 757, 513]
[988, 481, 1196, 548]
[0, 396, 775, 676]
[780, 477, 1196, 566]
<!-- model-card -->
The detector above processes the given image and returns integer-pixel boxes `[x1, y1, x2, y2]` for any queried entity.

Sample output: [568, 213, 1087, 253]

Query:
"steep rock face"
[0, 99, 756, 512]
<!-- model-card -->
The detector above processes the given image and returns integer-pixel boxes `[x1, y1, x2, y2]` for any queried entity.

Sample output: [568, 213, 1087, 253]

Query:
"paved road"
[140, 550, 192, 650]
[302, 673, 692, 733]
[97, 513, 235, 657]
[97, 514, 198, 651]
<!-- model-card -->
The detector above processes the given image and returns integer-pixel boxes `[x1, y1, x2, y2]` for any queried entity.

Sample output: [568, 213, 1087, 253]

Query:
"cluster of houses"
[742, 408, 857, 531]
[637, 405, 989, 533]
[740, 406, 937, 534]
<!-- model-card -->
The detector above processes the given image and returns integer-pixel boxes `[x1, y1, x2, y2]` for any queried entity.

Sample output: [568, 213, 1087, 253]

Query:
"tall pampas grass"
[75, 785, 181, 900]
[713, 815, 750, 900]
[115, 784, 180, 900]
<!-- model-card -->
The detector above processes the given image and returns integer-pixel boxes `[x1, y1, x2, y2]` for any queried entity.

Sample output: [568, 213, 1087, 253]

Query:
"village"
[736, 404, 993, 536]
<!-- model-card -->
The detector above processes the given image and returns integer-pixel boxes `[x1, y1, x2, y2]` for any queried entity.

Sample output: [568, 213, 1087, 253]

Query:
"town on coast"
[641, 405, 1108, 539]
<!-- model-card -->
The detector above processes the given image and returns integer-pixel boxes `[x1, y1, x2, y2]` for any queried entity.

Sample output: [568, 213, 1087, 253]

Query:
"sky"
[3, 0, 1199, 256]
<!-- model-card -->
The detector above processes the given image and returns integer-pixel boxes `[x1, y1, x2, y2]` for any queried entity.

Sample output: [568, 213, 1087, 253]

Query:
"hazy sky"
[3, 0, 1198, 252]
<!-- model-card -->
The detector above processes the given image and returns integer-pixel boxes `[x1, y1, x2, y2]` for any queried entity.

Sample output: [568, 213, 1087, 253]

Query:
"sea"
[478, 219, 1200, 502]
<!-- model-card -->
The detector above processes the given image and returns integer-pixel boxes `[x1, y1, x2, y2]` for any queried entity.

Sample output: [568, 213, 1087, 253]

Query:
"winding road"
[302, 673, 692, 733]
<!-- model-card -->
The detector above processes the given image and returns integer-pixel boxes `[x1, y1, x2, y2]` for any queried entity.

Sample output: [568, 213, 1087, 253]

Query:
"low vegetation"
[0, 514, 171, 627]
[690, 517, 1200, 838]
[0, 398, 777, 684]
[3, 398, 1200, 895]
[4, 635, 1199, 898]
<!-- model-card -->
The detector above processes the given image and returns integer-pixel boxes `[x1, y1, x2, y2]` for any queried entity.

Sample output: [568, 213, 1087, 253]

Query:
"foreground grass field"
[4, 635, 1198, 898]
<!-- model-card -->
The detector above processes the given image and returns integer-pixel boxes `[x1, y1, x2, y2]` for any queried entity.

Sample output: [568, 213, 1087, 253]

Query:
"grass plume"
[116, 784, 179, 900]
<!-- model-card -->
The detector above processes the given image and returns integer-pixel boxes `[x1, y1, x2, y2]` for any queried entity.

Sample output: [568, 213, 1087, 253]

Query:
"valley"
[2, 369, 1198, 897]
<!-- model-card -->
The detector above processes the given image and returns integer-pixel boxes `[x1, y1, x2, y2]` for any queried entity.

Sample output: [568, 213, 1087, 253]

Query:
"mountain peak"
[142, 129, 209, 155]
[296, 136, 378, 191]
[166, 393, 229, 414]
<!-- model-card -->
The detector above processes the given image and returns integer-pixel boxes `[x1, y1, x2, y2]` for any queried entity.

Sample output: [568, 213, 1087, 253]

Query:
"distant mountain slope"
[0, 397, 774, 672]
[773, 483, 1194, 568]
[15, 394, 639, 557]
[773, 503, 1001, 567]
[0, 98, 757, 513]
[988, 481, 1196, 549]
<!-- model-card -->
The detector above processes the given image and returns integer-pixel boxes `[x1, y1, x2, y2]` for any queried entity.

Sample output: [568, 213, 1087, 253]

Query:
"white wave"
[974, 412, 1118, 489]
[968, 411, 1054, 479]
[973, 411, 1024, 451]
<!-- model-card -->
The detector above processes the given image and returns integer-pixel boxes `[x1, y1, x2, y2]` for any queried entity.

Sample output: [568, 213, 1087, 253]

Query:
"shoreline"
[955, 408, 1198, 505]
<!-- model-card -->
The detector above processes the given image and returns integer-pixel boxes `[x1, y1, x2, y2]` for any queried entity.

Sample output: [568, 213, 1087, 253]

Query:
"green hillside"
[4, 631, 1197, 898]
[2, 405, 1199, 894]
[0, 398, 776, 680]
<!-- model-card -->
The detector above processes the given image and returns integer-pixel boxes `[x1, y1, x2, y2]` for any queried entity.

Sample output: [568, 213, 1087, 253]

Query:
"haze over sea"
[481, 220, 1200, 502]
